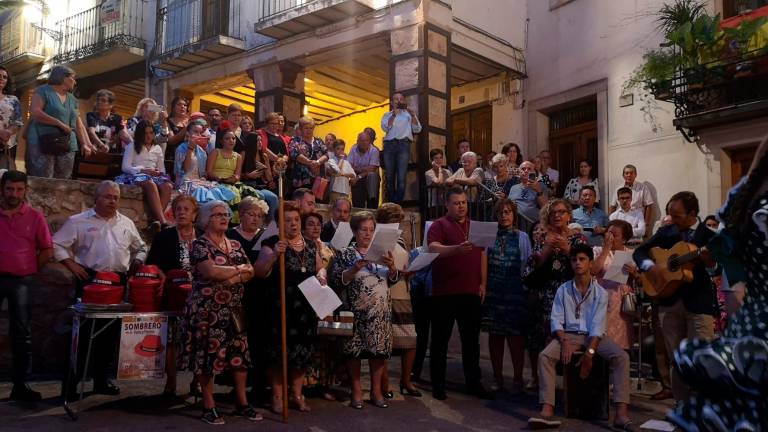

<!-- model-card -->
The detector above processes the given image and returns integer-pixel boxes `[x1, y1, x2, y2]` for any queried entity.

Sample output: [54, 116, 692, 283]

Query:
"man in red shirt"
[0, 171, 53, 402]
[427, 186, 491, 400]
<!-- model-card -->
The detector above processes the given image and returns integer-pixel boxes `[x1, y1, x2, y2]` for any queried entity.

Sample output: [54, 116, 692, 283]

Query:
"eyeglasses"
[97, 98, 111, 102]
[211, 212, 231, 219]
[551, 210, 569, 216]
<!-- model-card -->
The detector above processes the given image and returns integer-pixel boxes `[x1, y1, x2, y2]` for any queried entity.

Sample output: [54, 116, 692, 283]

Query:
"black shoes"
[467, 384, 494, 400]
[10, 384, 42, 402]
[432, 388, 447, 400]
[93, 380, 120, 396]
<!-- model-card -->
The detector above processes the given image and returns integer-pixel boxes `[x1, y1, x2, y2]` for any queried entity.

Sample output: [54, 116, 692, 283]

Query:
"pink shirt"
[0, 202, 53, 276]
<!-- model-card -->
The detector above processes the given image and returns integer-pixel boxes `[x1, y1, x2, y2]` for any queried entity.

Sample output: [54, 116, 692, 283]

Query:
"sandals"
[289, 394, 311, 412]
[528, 417, 562, 429]
[201, 407, 225, 425]
[612, 419, 635, 431]
[232, 404, 263, 421]
[349, 399, 364, 409]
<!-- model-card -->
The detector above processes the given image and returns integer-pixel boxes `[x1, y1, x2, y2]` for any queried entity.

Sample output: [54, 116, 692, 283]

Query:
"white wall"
[523, 0, 722, 216]
[452, 0, 527, 49]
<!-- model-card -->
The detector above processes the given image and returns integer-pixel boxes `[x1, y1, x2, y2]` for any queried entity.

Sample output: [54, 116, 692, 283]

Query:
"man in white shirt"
[54, 180, 148, 399]
[529, 244, 631, 430]
[609, 164, 654, 236]
[539, 150, 560, 193]
[380, 93, 422, 203]
[609, 186, 646, 244]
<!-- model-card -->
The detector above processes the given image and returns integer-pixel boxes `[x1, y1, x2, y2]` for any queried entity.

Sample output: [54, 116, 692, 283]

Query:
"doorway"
[547, 101, 598, 197]
[728, 144, 758, 185]
[450, 105, 492, 167]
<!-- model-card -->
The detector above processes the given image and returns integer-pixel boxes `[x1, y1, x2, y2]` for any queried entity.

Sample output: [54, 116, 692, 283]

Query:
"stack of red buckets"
[82, 272, 124, 304]
[163, 269, 192, 312]
[128, 265, 163, 312]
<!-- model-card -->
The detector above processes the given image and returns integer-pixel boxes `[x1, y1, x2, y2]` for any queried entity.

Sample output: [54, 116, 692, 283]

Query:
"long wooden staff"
[275, 158, 289, 422]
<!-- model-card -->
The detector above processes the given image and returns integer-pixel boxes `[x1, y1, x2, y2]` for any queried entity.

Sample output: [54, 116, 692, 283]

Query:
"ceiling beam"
[310, 71, 387, 100]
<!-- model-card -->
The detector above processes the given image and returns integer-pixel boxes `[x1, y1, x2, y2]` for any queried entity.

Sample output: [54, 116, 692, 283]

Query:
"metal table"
[62, 306, 180, 421]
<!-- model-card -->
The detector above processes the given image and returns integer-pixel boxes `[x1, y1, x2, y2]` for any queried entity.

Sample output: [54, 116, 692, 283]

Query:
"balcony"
[254, 0, 381, 40]
[152, 0, 245, 73]
[0, 11, 47, 75]
[654, 51, 768, 138]
[53, 0, 145, 78]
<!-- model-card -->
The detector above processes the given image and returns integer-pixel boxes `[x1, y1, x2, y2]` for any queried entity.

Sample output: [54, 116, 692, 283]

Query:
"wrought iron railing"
[53, 0, 145, 64]
[154, 0, 242, 58]
[259, 0, 403, 21]
[0, 12, 46, 62]
[653, 50, 768, 120]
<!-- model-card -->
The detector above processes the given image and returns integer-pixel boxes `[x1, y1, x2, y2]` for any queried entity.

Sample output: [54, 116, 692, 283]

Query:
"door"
[549, 121, 598, 197]
[729, 145, 758, 185]
[449, 105, 492, 165]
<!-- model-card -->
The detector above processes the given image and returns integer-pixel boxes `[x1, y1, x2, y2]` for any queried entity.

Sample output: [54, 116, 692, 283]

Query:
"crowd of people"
[1, 62, 766, 432]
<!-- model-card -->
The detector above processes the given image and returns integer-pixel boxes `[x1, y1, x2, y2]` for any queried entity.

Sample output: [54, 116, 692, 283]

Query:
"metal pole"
[276, 163, 289, 422]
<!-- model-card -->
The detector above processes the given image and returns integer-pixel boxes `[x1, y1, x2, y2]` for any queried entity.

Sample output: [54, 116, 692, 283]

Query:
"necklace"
[452, 218, 469, 242]
[288, 236, 309, 272]
[570, 279, 593, 319]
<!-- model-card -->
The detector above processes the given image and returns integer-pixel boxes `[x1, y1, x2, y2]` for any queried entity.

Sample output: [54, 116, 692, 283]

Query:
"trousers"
[382, 139, 410, 203]
[0, 275, 35, 384]
[429, 294, 482, 391]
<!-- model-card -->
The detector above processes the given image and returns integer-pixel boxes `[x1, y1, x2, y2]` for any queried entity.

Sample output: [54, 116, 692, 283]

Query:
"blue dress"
[482, 229, 531, 336]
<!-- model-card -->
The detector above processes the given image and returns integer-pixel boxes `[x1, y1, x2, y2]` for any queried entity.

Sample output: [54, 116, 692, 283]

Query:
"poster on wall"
[100, 0, 121, 25]
[117, 314, 167, 380]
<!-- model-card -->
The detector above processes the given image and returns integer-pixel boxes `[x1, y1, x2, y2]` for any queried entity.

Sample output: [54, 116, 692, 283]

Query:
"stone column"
[250, 61, 305, 128]
[389, 23, 450, 205]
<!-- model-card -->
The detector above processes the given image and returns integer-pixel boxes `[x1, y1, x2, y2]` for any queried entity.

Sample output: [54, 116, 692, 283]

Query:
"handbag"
[312, 176, 329, 200]
[621, 292, 638, 317]
[39, 131, 71, 155]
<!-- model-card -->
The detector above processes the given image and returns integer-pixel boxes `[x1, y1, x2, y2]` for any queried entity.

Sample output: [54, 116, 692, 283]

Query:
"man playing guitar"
[633, 191, 719, 404]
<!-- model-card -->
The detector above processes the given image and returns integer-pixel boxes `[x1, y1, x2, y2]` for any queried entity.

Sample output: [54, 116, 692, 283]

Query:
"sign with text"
[117, 314, 168, 380]
[100, 0, 121, 25]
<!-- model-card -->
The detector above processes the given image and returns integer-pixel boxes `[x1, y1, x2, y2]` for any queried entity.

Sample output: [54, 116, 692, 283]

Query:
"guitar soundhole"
[668, 254, 680, 272]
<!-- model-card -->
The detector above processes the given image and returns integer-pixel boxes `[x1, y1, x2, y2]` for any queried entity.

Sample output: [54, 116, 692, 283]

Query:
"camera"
[147, 104, 164, 113]
[528, 172, 537, 182]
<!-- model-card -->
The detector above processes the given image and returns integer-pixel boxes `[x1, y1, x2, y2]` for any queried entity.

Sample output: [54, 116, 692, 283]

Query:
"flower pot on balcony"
[685, 67, 706, 89]
[650, 80, 673, 100]
[734, 59, 756, 78]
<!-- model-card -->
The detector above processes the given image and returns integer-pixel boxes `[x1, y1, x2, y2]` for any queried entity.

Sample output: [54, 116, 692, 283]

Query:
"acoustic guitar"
[641, 241, 702, 298]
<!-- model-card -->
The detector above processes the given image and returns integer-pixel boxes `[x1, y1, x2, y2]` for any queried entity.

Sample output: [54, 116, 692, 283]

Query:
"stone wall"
[0, 177, 149, 380]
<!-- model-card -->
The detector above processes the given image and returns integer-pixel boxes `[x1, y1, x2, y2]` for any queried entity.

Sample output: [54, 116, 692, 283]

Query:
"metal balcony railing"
[54, 0, 145, 64]
[259, 0, 403, 21]
[0, 12, 46, 62]
[154, 0, 242, 57]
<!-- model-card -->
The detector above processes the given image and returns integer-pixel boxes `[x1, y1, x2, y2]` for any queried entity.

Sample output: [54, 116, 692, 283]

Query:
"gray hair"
[461, 151, 477, 161]
[491, 153, 508, 167]
[95, 180, 120, 198]
[48, 65, 76, 85]
[239, 196, 268, 216]
[197, 200, 231, 230]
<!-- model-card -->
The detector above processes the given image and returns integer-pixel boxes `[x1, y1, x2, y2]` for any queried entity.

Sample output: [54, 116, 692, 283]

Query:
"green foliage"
[723, 16, 768, 57]
[623, 49, 678, 94]
[655, 0, 707, 37]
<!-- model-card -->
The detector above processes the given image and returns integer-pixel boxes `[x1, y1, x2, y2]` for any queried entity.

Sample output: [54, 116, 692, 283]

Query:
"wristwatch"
[587, 348, 596, 356]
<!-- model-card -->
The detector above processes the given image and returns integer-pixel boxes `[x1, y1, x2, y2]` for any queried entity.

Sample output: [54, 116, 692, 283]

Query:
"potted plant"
[723, 16, 768, 78]
[624, 48, 678, 99]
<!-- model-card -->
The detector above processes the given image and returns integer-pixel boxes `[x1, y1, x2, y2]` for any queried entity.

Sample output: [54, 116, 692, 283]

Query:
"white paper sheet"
[375, 223, 400, 233]
[365, 227, 400, 263]
[468, 220, 498, 248]
[604, 250, 634, 284]
[298, 276, 342, 319]
[330, 221, 354, 251]
[251, 221, 279, 251]
[639, 419, 676, 431]
[422, 221, 434, 248]
[405, 252, 439, 272]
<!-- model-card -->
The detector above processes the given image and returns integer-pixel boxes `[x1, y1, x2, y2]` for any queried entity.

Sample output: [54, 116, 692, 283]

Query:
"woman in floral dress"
[524, 198, 587, 388]
[0, 66, 22, 170]
[180, 200, 261, 425]
[289, 116, 328, 190]
[331, 211, 400, 409]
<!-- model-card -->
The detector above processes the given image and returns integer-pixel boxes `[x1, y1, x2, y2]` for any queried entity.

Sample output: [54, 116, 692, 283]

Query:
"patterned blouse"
[563, 177, 600, 204]
[289, 136, 327, 188]
[0, 95, 22, 143]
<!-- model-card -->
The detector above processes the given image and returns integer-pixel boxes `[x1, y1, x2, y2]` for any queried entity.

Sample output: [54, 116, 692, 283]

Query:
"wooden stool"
[561, 351, 609, 420]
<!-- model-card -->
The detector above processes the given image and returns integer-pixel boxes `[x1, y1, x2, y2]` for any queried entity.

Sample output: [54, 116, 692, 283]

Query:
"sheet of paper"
[639, 419, 676, 432]
[422, 220, 434, 248]
[468, 220, 498, 249]
[604, 250, 634, 284]
[252, 221, 279, 251]
[405, 252, 439, 272]
[330, 221, 354, 251]
[375, 222, 400, 234]
[365, 227, 400, 263]
[298, 276, 342, 319]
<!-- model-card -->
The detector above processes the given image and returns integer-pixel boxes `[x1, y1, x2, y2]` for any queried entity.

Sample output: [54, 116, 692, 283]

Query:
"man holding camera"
[507, 160, 548, 232]
[380, 93, 422, 203]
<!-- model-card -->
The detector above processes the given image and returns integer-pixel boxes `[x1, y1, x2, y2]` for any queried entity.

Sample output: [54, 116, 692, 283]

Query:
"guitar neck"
[671, 249, 701, 267]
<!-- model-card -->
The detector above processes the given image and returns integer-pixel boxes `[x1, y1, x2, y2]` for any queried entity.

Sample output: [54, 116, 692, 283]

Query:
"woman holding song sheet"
[331, 211, 400, 409]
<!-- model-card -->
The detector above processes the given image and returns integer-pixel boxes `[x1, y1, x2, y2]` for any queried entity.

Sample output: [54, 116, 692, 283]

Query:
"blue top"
[380, 110, 422, 141]
[508, 183, 544, 224]
[572, 206, 609, 246]
[550, 278, 608, 338]
[28, 85, 79, 152]
[174, 141, 208, 182]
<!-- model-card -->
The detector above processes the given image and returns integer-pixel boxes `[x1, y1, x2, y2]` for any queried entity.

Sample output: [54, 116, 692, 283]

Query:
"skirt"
[391, 281, 417, 349]
[115, 172, 172, 186]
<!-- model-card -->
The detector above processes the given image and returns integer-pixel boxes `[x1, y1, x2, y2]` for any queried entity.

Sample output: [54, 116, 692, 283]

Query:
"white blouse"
[122, 144, 166, 175]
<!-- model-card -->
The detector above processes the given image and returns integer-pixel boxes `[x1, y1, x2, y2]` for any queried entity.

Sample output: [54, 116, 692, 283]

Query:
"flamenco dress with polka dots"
[669, 191, 768, 431]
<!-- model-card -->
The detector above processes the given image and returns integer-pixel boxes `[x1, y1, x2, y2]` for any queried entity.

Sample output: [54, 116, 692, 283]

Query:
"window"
[723, 0, 768, 18]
